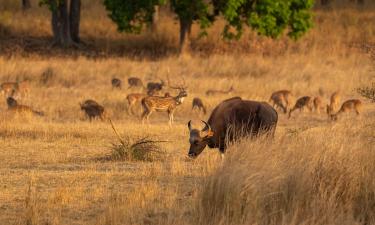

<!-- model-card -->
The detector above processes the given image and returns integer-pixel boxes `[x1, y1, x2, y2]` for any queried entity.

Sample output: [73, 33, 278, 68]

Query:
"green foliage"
[214, 0, 314, 40]
[103, 0, 163, 33]
[103, 0, 313, 42]
[170, 0, 214, 31]
[39, 0, 60, 11]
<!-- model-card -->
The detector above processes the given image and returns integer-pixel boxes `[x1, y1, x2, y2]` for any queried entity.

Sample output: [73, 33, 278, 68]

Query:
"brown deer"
[6, 97, 44, 116]
[128, 77, 144, 89]
[147, 79, 165, 94]
[288, 96, 314, 118]
[269, 90, 293, 114]
[326, 91, 340, 116]
[1, 81, 30, 98]
[192, 97, 207, 114]
[80, 99, 106, 121]
[1, 82, 17, 97]
[206, 86, 234, 96]
[313, 96, 325, 114]
[330, 99, 362, 121]
[126, 93, 147, 115]
[142, 77, 188, 125]
[111, 78, 122, 89]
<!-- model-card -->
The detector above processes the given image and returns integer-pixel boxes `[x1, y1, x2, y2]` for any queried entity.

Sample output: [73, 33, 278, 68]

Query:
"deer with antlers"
[141, 74, 188, 125]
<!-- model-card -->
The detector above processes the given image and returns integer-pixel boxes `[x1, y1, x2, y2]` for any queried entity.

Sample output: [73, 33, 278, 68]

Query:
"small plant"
[39, 67, 55, 86]
[357, 83, 375, 102]
[109, 119, 165, 161]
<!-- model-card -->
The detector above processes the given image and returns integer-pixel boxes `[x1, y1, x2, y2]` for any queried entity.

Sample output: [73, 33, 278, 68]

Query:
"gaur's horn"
[201, 120, 211, 132]
[188, 120, 192, 131]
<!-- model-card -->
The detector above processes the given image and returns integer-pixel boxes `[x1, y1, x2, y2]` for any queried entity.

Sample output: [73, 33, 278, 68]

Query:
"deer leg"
[168, 111, 173, 126]
[141, 109, 149, 124]
[288, 107, 296, 119]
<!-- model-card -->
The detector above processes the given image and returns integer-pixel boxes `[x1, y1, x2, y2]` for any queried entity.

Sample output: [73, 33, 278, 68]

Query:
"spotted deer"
[141, 90, 187, 125]
[192, 97, 207, 114]
[269, 90, 293, 114]
[142, 77, 188, 125]
[7, 97, 43, 116]
[330, 99, 362, 121]
[288, 96, 314, 118]
[326, 91, 340, 116]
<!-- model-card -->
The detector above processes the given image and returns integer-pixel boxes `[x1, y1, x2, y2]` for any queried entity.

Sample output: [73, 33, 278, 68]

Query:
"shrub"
[109, 120, 165, 161]
[357, 83, 375, 102]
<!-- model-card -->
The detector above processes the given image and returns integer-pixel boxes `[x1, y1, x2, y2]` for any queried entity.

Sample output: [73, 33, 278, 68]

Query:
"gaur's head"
[187, 120, 214, 158]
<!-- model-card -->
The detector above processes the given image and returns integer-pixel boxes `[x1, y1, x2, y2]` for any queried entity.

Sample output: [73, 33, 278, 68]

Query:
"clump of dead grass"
[109, 120, 165, 161]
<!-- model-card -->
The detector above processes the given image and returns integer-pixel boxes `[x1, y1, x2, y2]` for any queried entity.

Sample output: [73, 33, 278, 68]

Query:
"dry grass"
[0, 1, 375, 225]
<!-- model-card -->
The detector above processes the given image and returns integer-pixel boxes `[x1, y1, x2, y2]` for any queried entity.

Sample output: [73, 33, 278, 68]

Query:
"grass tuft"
[109, 119, 165, 161]
[357, 82, 375, 102]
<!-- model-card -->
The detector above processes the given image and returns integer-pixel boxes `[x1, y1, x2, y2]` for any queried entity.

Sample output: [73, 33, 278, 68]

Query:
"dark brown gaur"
[111, 78, 122, 89]
[80, 99, 106, 121]
[128, 77, 143, 89]
[187, 97, 278, 159]
[288, 96, 313, 118]
[192, 97, 206, 114]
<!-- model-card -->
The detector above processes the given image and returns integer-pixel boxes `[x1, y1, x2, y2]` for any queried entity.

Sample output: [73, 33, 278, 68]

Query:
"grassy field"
[1, 1, 375, 225]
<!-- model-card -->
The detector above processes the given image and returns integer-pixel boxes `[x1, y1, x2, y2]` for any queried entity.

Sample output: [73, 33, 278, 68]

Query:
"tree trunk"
[320, 0, 331, 5]
[22, 0, 31, 10]
[179, 19, 192, 53]
[357, 0, 364, 5]
[151, 5, 159, 32]
[69, 0, 81, 43]
[53, 0, 71, 46]
[50, 0, 79, 47]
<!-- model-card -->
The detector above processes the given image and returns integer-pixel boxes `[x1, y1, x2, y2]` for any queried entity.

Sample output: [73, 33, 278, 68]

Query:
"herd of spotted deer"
[0, 75, 363, 124]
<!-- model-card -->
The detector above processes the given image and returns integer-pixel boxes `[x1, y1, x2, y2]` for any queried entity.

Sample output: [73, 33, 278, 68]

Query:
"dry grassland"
[0, 1, 375, 224]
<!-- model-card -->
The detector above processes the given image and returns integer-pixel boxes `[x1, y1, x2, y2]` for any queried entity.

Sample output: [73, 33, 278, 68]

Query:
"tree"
[40, 0, 81, 47]
[104, 0, 314, 52]
[213, 0, 314, 40]
[22, 0, 31, 10]
[320, 0, 331, 6]
[103, 0, 213, 51]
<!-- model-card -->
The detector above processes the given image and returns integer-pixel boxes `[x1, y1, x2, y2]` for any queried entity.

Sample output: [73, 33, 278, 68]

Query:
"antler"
[166, 67, 188, 91]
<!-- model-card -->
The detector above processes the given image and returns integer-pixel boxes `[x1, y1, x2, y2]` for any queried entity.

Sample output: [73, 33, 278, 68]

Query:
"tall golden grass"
[0, 1, 375, 224]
